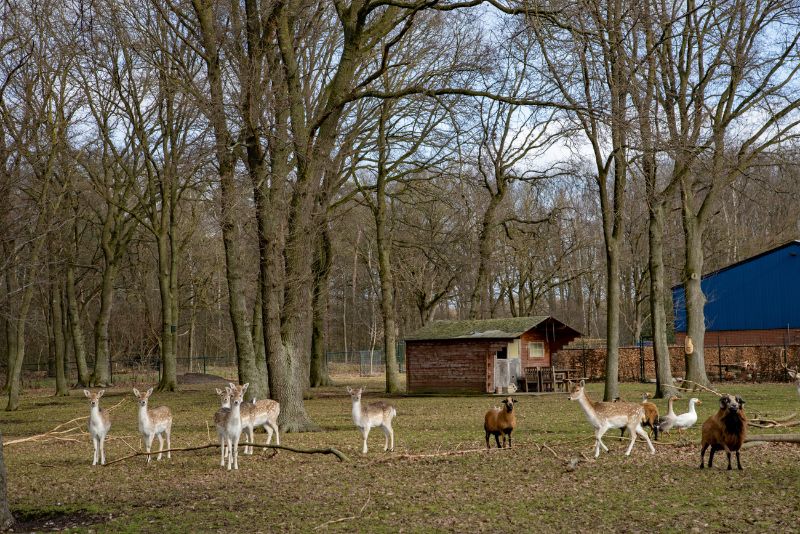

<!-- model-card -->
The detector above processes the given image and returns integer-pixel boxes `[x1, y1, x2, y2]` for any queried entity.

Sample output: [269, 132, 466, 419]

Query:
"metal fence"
[325, 343, 406, 377]
[2, 344, 406, 387]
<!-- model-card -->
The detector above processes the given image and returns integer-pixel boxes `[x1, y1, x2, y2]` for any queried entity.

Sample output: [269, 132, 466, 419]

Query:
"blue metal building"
[672, 240, 800, 343]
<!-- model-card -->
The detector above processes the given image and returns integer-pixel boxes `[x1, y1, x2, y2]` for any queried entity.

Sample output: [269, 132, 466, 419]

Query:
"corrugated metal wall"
[673, 241, 800, 332]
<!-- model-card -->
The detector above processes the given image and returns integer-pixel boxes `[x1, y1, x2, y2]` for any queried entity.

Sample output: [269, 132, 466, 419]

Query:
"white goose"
[672, 397, 702, 432]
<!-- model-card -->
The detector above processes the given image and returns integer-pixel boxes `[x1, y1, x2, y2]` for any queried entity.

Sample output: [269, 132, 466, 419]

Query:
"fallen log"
[742, 434, 800, 449]
[103, 442, 349, 466]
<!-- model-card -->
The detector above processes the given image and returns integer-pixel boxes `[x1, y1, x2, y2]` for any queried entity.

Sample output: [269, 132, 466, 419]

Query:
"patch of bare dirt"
[177, 373, 229, 385]
[8, 509, 104, 532]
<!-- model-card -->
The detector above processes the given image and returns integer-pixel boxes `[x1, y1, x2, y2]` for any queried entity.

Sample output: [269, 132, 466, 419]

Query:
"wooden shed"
[404, 316, 581, 394]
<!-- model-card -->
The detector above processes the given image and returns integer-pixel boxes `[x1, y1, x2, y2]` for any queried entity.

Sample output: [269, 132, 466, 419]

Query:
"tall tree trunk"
[375, 102, 400, 393]
[0, 431, 14, 529]
[469, 195, 502, 320]
[156, 231, 178, 391]
[603, 237, 621, 401]
[51, 284, 68, 396]
[65, 263, 90, 386]
[310, 225, 332, 388]
[190, 0, 260, 400]
[681, 202, 710, 387]
[91, 261, 115, 387]
[252, 280, 270, 398]
[648, 202, 676, 397]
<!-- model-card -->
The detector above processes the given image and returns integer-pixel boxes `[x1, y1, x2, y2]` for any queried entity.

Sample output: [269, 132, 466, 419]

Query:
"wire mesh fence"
[1, 343, 407, 388]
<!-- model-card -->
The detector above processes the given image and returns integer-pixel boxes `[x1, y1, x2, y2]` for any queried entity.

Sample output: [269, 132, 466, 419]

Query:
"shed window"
[528, 342, 545, 359]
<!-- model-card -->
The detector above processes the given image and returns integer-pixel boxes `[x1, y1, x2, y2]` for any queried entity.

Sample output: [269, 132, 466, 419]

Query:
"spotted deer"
[568, 380, 655, 457]
[786, 366, 800, 398]
[221, 382, 247, 470]
[133, 387, 173, 463]
[228, 383, 280, 455]
[347, 386, 396, 454]
[213, 387, 232, 467]
[84, 389, 111, 466]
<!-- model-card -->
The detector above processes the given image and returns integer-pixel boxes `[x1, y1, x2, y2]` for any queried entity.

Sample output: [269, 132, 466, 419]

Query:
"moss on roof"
[405, 316, 551, 341]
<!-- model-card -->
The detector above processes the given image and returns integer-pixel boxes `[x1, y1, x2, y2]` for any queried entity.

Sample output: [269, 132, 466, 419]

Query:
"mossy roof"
[405, 316, 553, 341]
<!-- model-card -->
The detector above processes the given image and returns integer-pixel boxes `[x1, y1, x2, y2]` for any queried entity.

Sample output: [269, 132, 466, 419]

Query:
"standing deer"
[214, 387, 232, 466]
[229, 383, 280, 455]
[347, 386, 396, 454]
[786, 366, 800, 398]
[133, 387, 173, 463]
[568, 380, 655, 457]
[84, 390, 111, 466]
[221, 383, 247, 470]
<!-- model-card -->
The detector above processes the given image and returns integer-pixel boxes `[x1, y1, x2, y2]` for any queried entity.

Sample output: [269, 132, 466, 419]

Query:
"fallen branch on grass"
[747, 413, 799, 428]
[102, 442, 349, 466]
[3, 398, 127, 446]
[673, 380, 723, 397]
[741, 433, 800, 449]
[313, 489, 371, 530]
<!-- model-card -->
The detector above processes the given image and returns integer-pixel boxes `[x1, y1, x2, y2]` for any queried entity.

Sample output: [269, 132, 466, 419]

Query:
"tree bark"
[648, 202, 676, 397]
[681, 200, 710, 387]
[65, 262, 90, 386]
[310, 224, 333, 388]
[91, 259, 115, 387]
[51, 284, 68, 396]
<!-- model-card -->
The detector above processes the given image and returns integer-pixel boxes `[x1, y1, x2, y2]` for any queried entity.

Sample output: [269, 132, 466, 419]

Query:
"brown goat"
[699, 394, 747, 470]
[640, 393, 660, 440]
[484, 397, 517, 449]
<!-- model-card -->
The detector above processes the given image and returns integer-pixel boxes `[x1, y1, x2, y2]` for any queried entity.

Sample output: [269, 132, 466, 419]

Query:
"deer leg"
[99, 435, 106, 465]
[594, 428, 607, 457]
[232, 433, 240, 470]
[383, 424, 394, 452]
[225, 437, 233, 470]
[361, 427, 370, 454]
[145, 434, 155, 464]
[624, 425, 638, 456]
[636, 425, 655, 454]
[166, 427, 171, 459]
[157, 433, 165, 461]
[92, 436, 99, 466]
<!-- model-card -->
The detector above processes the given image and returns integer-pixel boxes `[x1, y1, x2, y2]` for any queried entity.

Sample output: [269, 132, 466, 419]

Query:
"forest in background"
[2, 0, 800, 424]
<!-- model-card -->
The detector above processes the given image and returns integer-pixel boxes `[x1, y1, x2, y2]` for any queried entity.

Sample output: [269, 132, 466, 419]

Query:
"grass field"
[1, 376, 799, 533]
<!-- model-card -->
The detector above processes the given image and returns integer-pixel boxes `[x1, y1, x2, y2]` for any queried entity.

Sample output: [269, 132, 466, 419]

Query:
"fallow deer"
[347, 386, 396, 454]
[132, 387, 173, 463]
[228, 383, 280, 455]
[214, 387, 232, 466]
[220, 382, 247, 470]
[568, 380, 655, 458]
[84, 389, 111, 466]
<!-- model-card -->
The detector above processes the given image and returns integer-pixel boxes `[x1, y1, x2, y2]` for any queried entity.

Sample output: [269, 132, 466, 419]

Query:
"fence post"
[718, 338, 722, 382]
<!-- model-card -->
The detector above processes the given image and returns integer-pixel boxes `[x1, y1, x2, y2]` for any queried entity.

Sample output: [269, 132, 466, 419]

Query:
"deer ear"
[346, 387, 352, 394]
[242, 383, 249, 392]
[229, 382, 237, 390]
[133, 388, 140, 397]
[215, 388, 222, 395]
[146, 387, 153, 397]
[97, 390, 104, 398]
[84, 390, 91, 398]
[580, 379, 585, 388]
